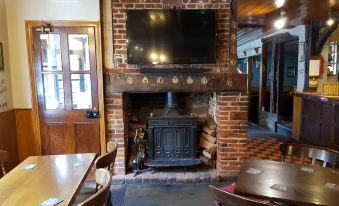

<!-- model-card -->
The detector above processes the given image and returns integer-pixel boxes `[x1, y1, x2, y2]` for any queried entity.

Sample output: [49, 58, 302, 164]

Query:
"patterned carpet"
[247, 138, 283, 161]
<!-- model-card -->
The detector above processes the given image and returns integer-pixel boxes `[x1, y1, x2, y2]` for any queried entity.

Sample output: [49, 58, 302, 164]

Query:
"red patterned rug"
[247, 138, 283, 161]
[247, 138, 320, 166]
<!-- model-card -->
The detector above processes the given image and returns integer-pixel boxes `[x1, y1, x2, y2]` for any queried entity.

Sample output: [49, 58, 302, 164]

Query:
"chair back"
[95, 141, 117, 172]
[78, 168, 112, 206]
[280, 143, 339, 167]
[209, 185, 269, 206]
[107, 141, 117, 153]
[0, 150, 8, 177]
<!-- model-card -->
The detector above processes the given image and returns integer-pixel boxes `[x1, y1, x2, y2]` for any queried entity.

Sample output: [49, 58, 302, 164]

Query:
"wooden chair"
[209, 185, 271, 206]
[76, 141, 117, 205]
[77, 168, 112, 206]
[0, 150, 8, 178]
[95, 141, 118, 173]
[280, 143, 339, 168]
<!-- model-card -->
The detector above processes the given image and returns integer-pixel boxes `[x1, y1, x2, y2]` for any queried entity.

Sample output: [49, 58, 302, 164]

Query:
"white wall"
[237, 25, 306, 92]
[5, 0, 100, 108]
[0, 0, 13, 112]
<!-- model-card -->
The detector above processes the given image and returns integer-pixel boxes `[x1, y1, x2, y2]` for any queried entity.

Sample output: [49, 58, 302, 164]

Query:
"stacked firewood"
[199, 119, 217, 168]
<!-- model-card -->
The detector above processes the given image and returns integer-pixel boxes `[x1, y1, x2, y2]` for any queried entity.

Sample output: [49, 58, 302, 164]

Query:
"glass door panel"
[40, 34, 62, 71]
[71, 74, 92, 109]
[68, 34, 90, 71]
[43, 74, 65, 109]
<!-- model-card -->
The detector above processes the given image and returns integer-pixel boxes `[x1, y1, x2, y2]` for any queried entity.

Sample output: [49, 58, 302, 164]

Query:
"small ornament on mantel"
[162, 0, 183, 9]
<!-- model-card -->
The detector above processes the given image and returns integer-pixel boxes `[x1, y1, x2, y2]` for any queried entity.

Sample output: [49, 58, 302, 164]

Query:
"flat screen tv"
[126, 10, 216, 65]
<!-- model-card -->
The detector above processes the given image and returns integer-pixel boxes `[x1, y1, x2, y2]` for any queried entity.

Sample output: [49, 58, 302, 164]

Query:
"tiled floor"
[247, 137, 284, 161]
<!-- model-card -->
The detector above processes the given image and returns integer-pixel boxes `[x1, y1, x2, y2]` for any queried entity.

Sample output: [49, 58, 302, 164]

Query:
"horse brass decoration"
[201, 77, 208, 85]
[226, 77, 233, 87]
[187, 76, 193, 84]
[172, 76, 179, 84]
[232, 21, 237, 29]
[231, 46, 236, 54]
[230, 59, 236, 66]
[126, 77, 134, 84]
[157, 76, 164, 84]
[142, 76, 149, 84]
[231, 33, 236, 41]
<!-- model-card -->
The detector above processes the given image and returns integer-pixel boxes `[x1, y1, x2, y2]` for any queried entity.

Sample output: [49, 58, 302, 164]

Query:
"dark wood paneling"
[292, 96, 302, 140]
[75, 123, 100, 154]
[0, 110, 18, 172]
[15, 109, 41, 162]
[299, 97, 339, 151]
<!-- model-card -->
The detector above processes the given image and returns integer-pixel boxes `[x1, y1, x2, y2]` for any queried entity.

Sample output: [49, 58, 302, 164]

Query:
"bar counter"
[294, 92, 339, 104]
[293, 92, 339, 151]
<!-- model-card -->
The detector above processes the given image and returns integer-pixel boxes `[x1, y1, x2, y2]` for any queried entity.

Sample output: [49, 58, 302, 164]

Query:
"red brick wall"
[216, 92, 248, 177]
[105, 93, 127, 174]
[112, 0, 232, 72]
[106, 0, 245, 176]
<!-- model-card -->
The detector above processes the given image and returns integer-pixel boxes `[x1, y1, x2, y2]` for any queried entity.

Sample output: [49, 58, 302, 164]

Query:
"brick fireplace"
[103, 0, 248, 178]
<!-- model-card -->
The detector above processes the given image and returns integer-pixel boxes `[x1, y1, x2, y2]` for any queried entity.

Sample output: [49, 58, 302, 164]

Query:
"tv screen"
[126, 10, 216, 65]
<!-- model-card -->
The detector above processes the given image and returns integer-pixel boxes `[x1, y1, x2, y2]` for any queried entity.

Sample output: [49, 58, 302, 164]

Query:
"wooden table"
[0, 153, 97, 206]
[235, 159, 339, 206]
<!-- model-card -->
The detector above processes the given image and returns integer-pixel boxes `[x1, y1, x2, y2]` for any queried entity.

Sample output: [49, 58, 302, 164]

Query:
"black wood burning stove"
[145, 92, 201, 167]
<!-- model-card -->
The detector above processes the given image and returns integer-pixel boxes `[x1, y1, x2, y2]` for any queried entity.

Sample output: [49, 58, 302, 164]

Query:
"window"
[328, 41, 338, 75]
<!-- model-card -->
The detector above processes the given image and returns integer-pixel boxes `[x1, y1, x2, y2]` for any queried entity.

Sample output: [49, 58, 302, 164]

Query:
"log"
[203, 126, 216, 136]
[203, 146, 217, 159]
[199, 155, 216, 167]
[130, 115, 139, 122]
[206, 119, 217, 130]
[201, 132, 216, 144]
[139, 132, 145, 139]
[199, 137, 217, 149]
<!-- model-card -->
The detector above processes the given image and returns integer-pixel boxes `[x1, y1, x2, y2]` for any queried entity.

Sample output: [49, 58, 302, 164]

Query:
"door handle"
[86, 109, 100, 118]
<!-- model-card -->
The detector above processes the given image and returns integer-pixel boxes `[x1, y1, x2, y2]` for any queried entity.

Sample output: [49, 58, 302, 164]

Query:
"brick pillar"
[105, 93, 127, 175]
[216, 92, 248, 177]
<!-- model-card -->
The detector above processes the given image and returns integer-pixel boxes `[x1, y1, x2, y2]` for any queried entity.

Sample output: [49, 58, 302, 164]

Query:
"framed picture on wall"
[0, 43, 4, 71]
[287, 67, 296, 77]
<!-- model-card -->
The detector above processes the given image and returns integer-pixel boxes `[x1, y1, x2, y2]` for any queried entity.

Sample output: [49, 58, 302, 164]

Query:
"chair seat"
[79, 180, 97, 194]
[78, 167, 96, 194]
[213, 183, 277, 206]
[73, 192, 94, 206]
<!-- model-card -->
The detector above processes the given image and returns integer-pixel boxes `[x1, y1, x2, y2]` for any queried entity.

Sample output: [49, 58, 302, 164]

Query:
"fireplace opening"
[125, 92, 216, 170]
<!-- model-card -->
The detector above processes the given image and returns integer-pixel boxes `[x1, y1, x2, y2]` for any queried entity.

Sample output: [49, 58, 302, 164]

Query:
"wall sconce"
[243, 51, 247, 57]
[35, 22, 53, 33]
[326, 9, 334, 26]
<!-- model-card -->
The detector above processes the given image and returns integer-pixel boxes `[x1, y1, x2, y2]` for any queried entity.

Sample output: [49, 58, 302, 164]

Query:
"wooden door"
[32, 26, 101, 155]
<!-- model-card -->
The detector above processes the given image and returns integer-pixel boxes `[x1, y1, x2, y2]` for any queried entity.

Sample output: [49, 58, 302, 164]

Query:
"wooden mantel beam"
[105, 72, 247, 93]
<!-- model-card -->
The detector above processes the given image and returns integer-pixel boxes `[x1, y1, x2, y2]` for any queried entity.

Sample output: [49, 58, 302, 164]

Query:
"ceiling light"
[326, 9, 335, 26]
[159, 54, 166, 62]
[150, 52, 158, 61]
[275, 0, 285, 8]
[274, 11, 287, 29]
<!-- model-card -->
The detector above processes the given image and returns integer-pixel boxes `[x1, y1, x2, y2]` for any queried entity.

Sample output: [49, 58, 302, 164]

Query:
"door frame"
[25, 21, 106, 155]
